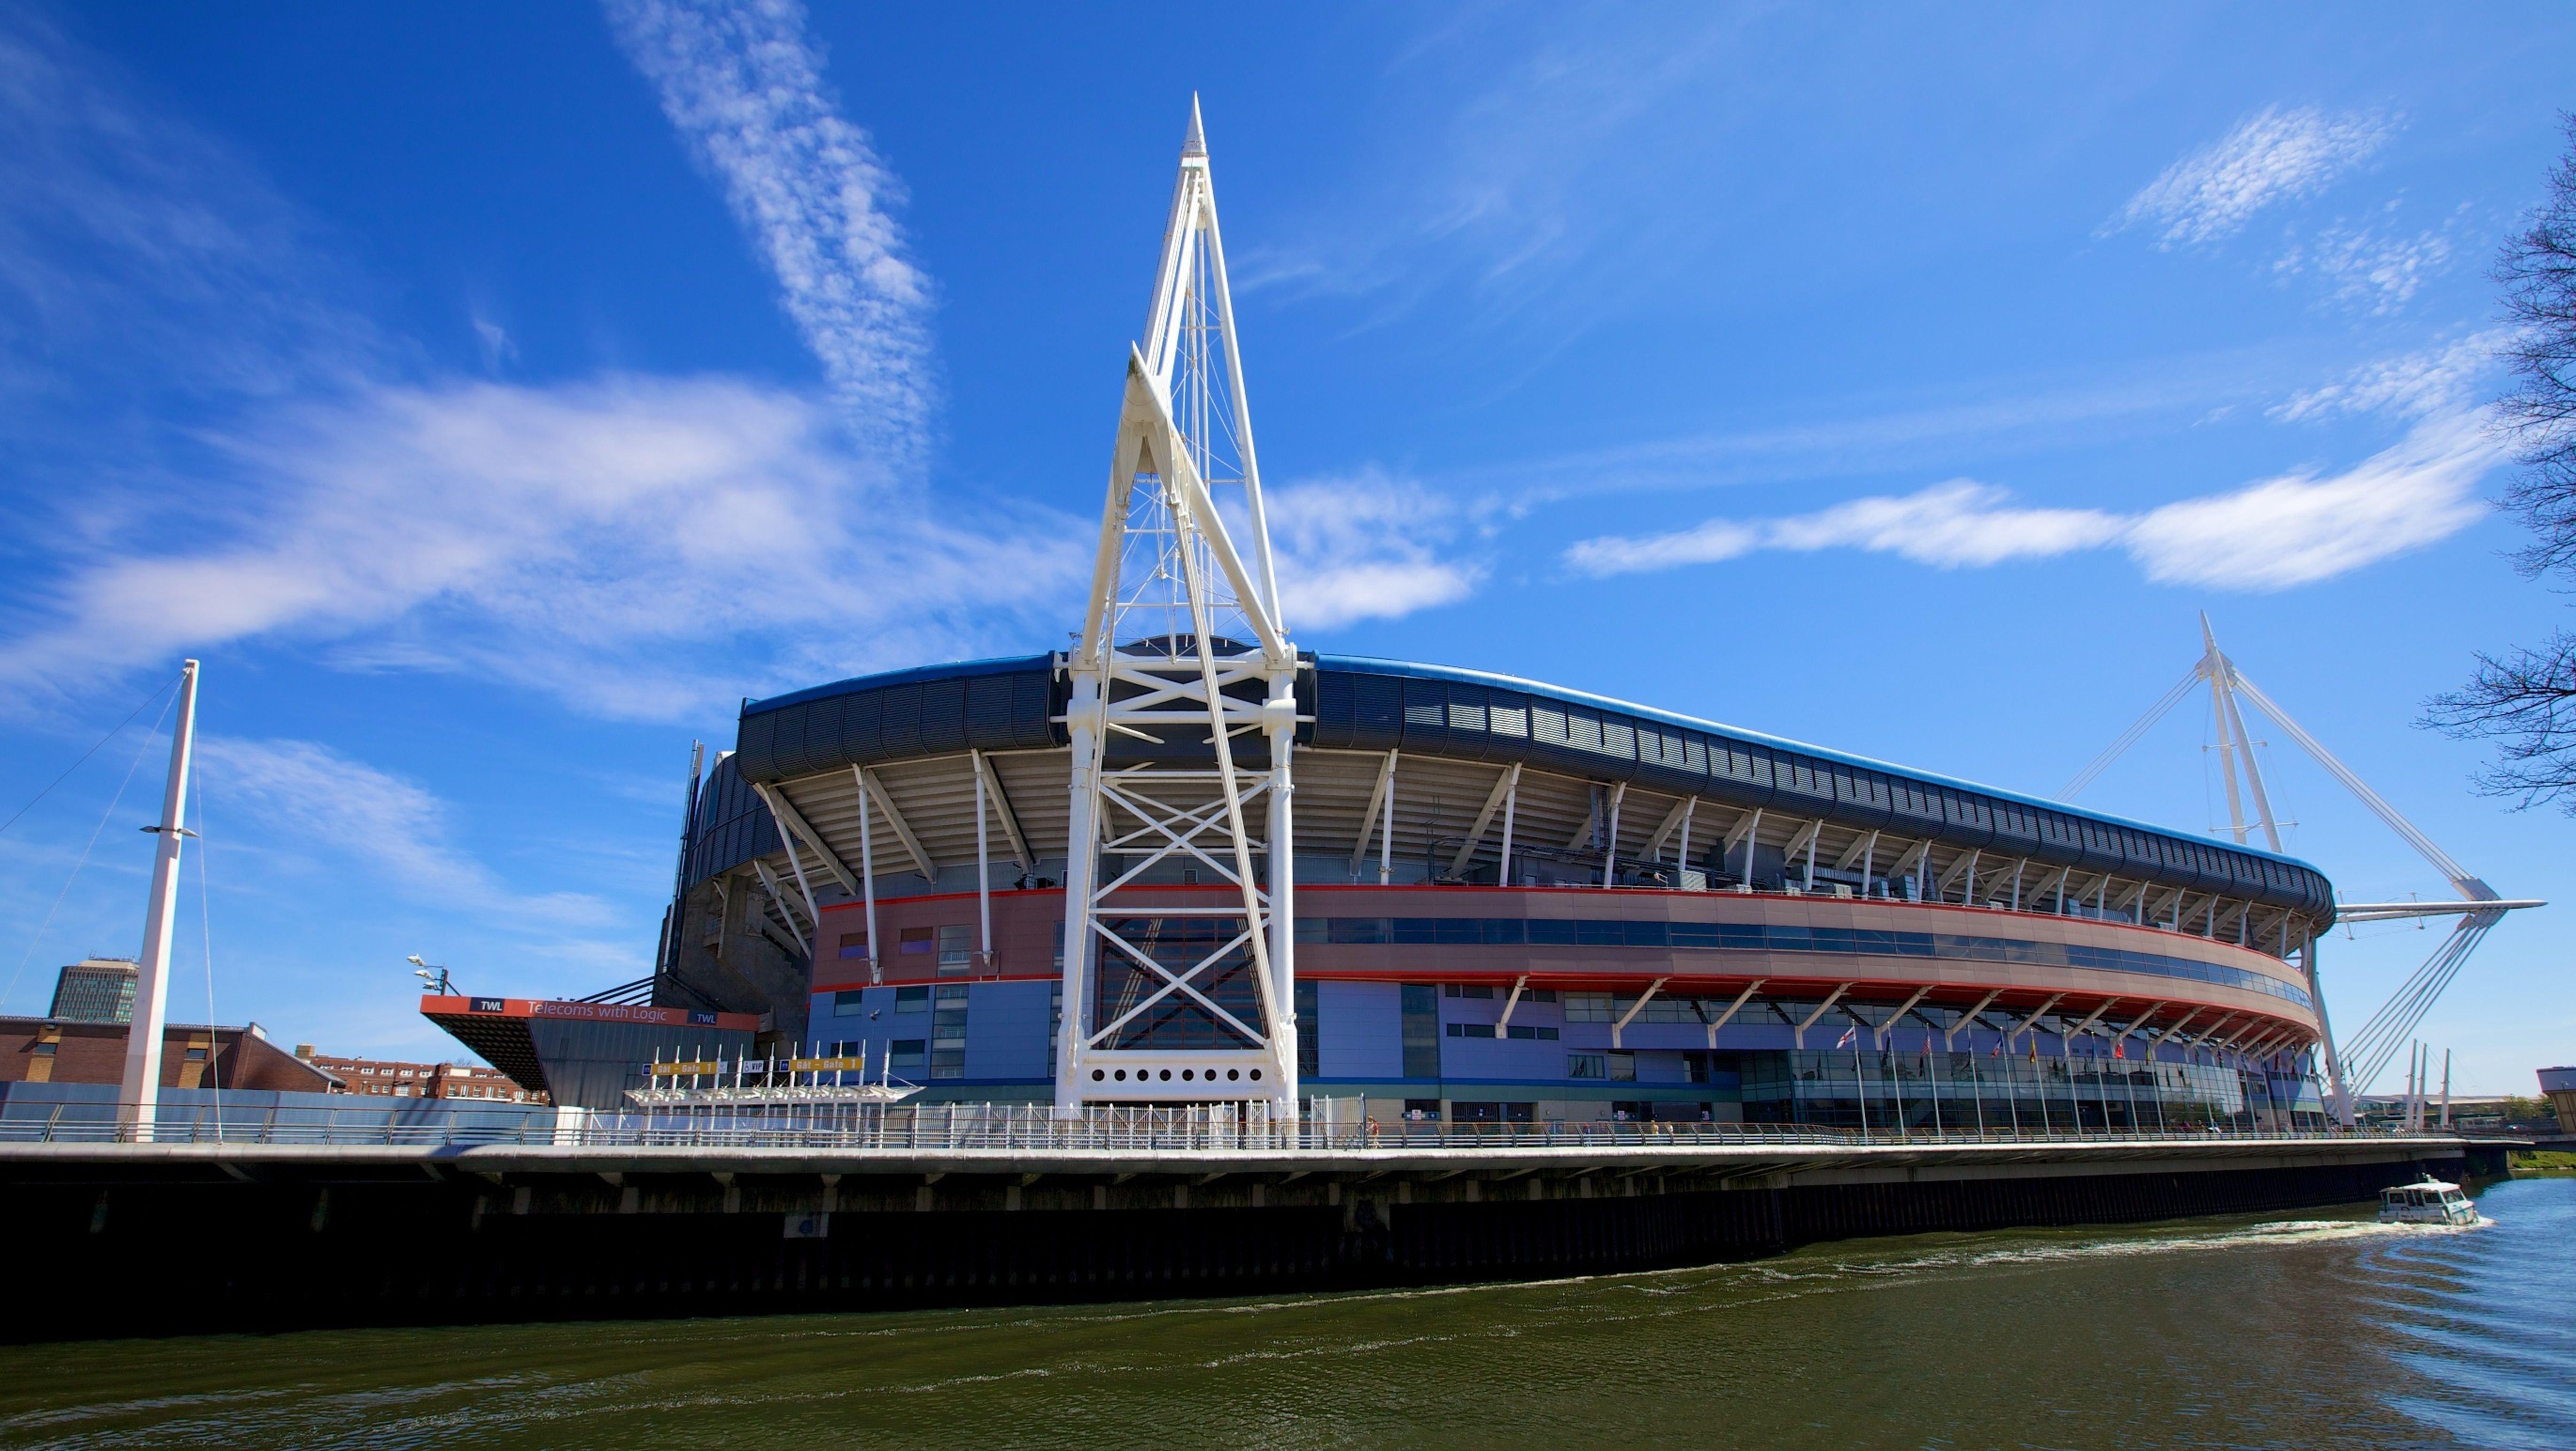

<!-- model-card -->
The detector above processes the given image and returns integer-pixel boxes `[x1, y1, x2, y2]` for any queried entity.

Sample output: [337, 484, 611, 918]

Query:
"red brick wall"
[0, 1019, 336, 1093]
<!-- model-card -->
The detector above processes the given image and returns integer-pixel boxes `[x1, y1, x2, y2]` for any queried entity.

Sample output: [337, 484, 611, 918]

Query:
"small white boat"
[2379, 1178, 2477, 1226]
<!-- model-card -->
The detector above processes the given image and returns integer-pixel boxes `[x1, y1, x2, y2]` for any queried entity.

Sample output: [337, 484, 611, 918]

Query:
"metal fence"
[0, 1099, 2427, 1155]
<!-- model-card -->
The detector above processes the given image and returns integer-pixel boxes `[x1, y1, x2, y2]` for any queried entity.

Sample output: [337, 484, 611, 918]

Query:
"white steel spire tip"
[1182, 93, 1206, 158]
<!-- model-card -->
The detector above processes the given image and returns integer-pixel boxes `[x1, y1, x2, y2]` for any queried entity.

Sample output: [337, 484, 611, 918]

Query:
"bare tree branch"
[2436, 116, 2576, 811]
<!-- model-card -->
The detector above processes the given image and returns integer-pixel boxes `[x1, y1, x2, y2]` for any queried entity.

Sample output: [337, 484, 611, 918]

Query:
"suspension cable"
[0, 684, 182, 1012]
[2060, 664, 2201, 800]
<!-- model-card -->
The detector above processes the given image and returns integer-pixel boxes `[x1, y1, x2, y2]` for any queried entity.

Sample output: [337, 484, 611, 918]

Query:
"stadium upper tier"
[686, 652, 2335, 952]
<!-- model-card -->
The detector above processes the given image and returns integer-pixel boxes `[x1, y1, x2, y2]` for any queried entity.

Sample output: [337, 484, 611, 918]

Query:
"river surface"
[3, 1176, 2569, 1450]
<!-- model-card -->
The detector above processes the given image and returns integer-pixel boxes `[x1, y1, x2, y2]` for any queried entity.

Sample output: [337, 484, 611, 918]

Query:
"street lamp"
[407, 955, 455, 996]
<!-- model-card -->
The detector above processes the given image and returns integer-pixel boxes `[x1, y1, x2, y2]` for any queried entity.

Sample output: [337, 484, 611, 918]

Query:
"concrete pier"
[0, 1133, 2482, 1341]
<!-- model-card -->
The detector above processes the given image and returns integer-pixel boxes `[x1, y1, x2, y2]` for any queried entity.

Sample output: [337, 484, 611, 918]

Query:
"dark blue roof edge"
[1317, 653, 2327, 876]
[740, 653, 1057, 718]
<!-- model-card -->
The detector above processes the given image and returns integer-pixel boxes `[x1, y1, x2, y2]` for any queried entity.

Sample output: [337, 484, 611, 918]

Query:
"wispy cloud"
[2111, 105, 2394, 248]
[2271, 331, 2504, 423]
[1261, 469, 1483, 629]
[198, 736, 607, 925]
[1565, 415, 2498, 591]
[603, 0, 935, 468]
[2124, 414, 2493, 589]
[0, 376, 1085, 718]
[2273, 202, 2460, 313]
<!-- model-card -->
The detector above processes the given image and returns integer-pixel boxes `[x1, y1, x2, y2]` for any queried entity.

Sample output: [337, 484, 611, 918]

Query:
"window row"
[1296, 916, 2310, 1007]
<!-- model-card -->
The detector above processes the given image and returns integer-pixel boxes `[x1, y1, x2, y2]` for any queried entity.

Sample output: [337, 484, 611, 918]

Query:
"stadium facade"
[661, 650, 2338, 1132]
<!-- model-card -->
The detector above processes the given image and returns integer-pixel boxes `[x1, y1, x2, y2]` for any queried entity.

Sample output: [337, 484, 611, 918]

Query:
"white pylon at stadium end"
[1054, 97, 1301, 1116]
[2061, 614, 2544, 1126]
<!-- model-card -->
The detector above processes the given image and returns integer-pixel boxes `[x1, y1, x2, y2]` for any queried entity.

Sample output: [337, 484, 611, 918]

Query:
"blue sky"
[0, 2, 2570, 1093]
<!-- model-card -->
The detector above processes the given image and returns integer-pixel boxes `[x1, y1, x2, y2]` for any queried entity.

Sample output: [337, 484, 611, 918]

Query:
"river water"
[2, 1176, 2568, 1450]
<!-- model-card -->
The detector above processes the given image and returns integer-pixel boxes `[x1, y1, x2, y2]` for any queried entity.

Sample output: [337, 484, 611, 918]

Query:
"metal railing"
[0, 1101, 2428, 1155]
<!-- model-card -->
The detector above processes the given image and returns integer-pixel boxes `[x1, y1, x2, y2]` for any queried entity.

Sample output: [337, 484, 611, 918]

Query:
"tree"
[2426, 117, 2576, 808]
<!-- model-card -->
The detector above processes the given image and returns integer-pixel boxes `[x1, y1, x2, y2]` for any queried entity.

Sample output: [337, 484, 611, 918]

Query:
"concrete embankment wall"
[0, 1143, 2469, 1341]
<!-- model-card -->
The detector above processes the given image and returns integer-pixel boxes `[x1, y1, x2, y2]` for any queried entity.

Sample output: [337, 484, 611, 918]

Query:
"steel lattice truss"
[1055, 101, 1302, 1112]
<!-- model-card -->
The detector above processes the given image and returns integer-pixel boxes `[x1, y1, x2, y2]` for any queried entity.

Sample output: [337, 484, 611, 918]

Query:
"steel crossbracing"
[2064, 615, 2543, 1121]
[1055, 99, 1301, 1114]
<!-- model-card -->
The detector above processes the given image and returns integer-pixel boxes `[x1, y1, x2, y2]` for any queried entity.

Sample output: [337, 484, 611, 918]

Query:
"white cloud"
[2271, 331, 2503, 422]
[1260, 470, 1483, 629]
[2112, 106, 2393, 247]
[2124, 414, 2495, 588]
[197, 736, 607, 924]
[0, 376, 1087, 718]
[2273, 205, 2457, 313]
[1565, 416, 2496, 592]
[604, 0, 935, 467]
[1764, 482, 2124, 567]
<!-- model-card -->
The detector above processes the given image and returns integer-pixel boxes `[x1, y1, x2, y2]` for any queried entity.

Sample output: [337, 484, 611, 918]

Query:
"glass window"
[1295, 978, 1319, 1077]
[833, 989, 868, 1017]
[1445, 1023, 1496, 1038]
[1567, 1053, 1606, 1079]
[937, 924, 973, 971]
[1608, 1051, 1637, 1082]
[1505, 1024, 1558, 1040]
[1400, 984, 1441, 1079]
[894, 986, 929, 1013]
[1564, 992, 1614, 1022]
[899, 926, 935, 954]
[1443, 983, 1494, 999]
[888, 1039, 926, 1074]
[837, 931, 869, 960]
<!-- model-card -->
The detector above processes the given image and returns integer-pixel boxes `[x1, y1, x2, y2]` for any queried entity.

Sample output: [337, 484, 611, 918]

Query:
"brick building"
[296, 1051, 534, 1102]
[1, 1017, 337, 1093]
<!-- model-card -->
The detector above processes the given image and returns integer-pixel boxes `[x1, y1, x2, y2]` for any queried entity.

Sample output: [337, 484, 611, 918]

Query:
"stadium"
[659, 648, 2337, 1133]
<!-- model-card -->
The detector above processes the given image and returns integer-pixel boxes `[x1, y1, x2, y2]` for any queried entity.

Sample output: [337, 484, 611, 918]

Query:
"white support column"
[1876, 985, 1932, 1049]
[1380, 758, 1396, 885]
[1945, 988, 2003, 1051]
[2005, 992, 2064, 1050]
[2298, 927, 2354, 1125]
[1703, 979, 1765, 1048]
[1449, 763, 1522, 879]
[856, 768, 882, 987]
[118, 659, 198, 1142]
[1352, 749, 1398, 882]
[1610, 977, 1668, 1050]
[2151, 1007, 2207, 1053]
[1494, 975, 1530, 1033]
[1727, 808, 1764, 890]
[1601, 781, 1628, 887]
[1793, 983, 1853, 1050]
[1498, 767, 1518, 887]
[974, 758, 993, 971]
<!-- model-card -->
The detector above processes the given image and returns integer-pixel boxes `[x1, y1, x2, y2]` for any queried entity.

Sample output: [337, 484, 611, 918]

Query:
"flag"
[2113, 1041, 2125, 1060]
[1835, 1026, 1857, 1049]
[2028, 1038, 2039, 1063]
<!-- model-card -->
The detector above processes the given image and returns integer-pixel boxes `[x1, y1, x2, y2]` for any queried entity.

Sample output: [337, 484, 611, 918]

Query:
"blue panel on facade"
[963, 981, 1053, 1082]
[1316, 981, 1403, 1079]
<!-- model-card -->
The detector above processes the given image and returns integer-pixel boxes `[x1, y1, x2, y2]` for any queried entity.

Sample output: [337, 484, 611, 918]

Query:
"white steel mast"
[117, 658, 199, 1141]
[2061, 617, 2543, 1124]
[1055, 99, 1300, 1115]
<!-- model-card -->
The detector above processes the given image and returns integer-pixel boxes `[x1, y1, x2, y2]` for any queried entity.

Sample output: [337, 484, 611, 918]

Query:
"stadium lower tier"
[796, 885, 2328, 1131]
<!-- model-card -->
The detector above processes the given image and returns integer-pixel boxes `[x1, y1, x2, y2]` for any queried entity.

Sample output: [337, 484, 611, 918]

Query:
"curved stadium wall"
[662, 654, 2337, 1131]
